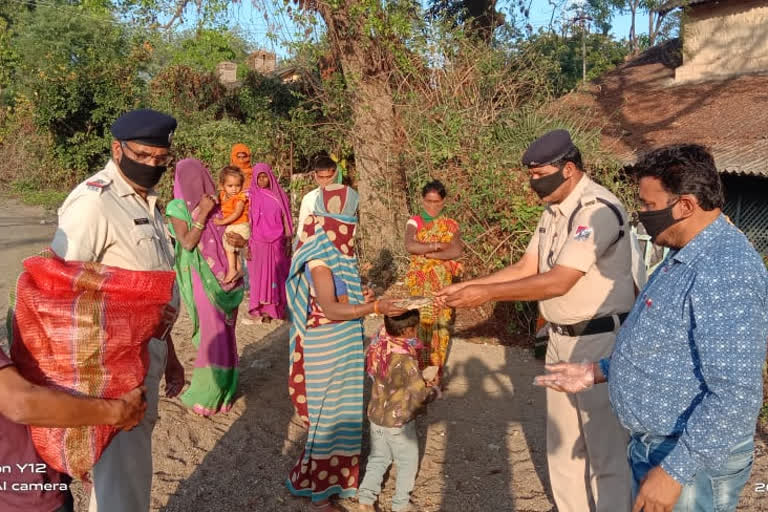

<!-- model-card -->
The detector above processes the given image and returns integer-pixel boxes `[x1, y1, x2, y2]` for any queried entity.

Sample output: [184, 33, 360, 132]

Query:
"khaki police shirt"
[525, 175, 635, 325]
[51, 160, 175, 271]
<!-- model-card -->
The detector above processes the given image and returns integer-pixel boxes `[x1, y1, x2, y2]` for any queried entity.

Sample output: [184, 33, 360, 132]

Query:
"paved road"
[0, 197, 56, 344]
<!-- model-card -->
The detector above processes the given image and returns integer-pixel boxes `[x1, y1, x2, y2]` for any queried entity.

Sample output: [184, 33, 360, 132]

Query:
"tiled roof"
[560, 39, 768, 177]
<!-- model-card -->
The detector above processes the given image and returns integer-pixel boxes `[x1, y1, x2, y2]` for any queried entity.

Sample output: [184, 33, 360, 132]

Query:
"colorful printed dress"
[405, 215, 462, 370]
[285, 185, 364, 503]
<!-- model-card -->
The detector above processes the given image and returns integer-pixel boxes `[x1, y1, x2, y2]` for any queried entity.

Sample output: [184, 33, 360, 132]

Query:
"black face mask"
[119, 153, 167, 189]
[529, 167, 567, 199]
[637, 200, 682, 243]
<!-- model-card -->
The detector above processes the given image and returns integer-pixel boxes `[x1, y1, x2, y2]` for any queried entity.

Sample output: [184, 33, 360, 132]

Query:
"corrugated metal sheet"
[714, 139, 768, 177]
[612, 140, 768, 178]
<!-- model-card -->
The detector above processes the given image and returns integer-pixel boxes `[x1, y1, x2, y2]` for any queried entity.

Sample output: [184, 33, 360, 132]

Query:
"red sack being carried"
[7, 249, 176, 478]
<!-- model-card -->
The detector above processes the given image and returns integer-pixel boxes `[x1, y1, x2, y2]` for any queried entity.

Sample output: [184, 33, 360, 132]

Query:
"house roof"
[559, 39, 768, 177]
[269, 65, 301, 79]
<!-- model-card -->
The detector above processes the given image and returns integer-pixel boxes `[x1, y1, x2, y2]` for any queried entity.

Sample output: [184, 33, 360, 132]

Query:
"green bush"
[396, 33, 629, 275]
[0, 11, 636, 339]
[393, 31, 631, 334]
[168, 29, 249, 72]
[520, 31, 631, 97]
[9, 5, 148, 177]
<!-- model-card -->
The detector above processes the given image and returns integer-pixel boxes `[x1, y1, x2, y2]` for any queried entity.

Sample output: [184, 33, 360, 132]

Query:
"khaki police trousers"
[88, 337, 168, 512]
[546, 329, 631, 512]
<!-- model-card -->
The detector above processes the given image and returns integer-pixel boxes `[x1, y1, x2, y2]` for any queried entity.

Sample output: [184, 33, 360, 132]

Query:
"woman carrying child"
[404, 180, 463, 379]
[285, 184, 406, 511]
[166, 159, 244, 416]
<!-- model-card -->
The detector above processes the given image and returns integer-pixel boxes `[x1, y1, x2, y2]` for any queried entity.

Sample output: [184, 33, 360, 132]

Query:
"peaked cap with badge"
[110, 109, 177, 148]
[522, 129, 577, 167]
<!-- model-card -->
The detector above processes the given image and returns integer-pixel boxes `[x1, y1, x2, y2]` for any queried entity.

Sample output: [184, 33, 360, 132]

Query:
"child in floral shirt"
[358, 310, 439, 512]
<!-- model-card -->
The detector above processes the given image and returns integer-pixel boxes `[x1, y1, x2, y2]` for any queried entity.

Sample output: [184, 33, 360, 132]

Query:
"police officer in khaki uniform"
[51, 109, 186, 512]
[436, 130, 634, 511]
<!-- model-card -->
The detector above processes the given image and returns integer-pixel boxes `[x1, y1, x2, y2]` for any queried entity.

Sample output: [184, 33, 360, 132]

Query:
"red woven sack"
[8, 250, 175, 478]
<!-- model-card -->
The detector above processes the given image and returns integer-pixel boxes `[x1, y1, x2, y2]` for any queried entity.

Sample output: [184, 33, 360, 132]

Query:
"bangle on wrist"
[374, 300, 380, 315]
[192, 221, 204, 230]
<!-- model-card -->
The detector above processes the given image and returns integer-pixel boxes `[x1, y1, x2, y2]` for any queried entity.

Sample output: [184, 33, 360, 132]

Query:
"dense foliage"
[0, 0, 649, 334]
[0, 1, 347, 203]
[521, 31, 631, 96]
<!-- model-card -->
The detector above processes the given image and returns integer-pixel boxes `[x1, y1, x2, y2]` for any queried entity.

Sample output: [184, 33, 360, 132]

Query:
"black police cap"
[522, 129, 576, 167]
[110, 109, 177, 148]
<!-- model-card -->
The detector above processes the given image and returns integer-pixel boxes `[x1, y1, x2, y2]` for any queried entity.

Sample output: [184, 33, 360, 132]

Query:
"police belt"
[550, 313, 628, 337]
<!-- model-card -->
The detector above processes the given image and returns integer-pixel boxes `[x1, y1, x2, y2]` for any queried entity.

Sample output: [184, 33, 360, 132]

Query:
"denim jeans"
[628, 433, 754, 512]
[358, 421, 419, 512]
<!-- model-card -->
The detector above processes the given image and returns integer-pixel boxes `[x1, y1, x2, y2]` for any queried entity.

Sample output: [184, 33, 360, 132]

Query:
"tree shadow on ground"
[452, 301, 538, 347]
[160, 315, 557, 512]
[162, 323, 316, 511]
[433, 352, 553, 511]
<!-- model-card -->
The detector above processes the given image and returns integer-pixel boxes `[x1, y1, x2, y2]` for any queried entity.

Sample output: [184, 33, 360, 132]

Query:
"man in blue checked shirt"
[535, 144, 768, 512]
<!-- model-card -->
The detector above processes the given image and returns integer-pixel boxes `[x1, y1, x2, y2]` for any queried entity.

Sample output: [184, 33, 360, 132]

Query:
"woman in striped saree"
[285, 184, 405, 511]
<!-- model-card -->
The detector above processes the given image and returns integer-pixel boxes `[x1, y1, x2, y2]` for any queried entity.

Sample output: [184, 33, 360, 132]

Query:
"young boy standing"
[297, 154, 338, 230]
[359, 310, 438, 512]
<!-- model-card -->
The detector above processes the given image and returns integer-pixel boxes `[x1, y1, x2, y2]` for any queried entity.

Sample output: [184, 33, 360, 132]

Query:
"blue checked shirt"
[601, 215, 768, 484]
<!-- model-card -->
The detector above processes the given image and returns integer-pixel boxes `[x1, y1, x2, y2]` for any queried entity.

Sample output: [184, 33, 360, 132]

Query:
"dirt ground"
[2, 196, 768, 511]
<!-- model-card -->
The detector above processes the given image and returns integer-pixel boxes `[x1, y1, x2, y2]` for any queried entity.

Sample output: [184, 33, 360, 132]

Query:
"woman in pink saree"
[247, 163, 293, 323]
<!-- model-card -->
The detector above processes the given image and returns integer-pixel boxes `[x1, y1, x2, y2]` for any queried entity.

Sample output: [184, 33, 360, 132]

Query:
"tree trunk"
[466, 0, 502, 42]
[648, 10, 666, 47]
[649, 10, 654, 46]
[318, 1, 411, 267]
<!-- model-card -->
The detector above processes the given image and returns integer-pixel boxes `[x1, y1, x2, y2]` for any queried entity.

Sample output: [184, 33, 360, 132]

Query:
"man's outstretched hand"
[434, 283, 491, 309]
[433, 282, 468, 308]
[533, 362, 596, 393]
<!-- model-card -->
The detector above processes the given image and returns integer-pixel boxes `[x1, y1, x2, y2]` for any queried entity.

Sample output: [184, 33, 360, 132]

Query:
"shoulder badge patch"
[86, 179, 108, 191]
[574, 225, 593, 241]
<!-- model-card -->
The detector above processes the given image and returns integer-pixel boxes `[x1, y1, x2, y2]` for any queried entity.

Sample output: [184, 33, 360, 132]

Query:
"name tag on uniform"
[133, 218, 150, 225]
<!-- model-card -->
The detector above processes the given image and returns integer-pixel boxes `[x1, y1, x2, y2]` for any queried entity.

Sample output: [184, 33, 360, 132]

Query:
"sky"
[217, 0, 654, 59]
[523, 0, 649, 40]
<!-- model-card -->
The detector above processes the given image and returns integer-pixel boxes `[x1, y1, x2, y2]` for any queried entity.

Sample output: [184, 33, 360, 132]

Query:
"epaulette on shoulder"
[85, 178, 111, 193]
[579, 193, 598, 208]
